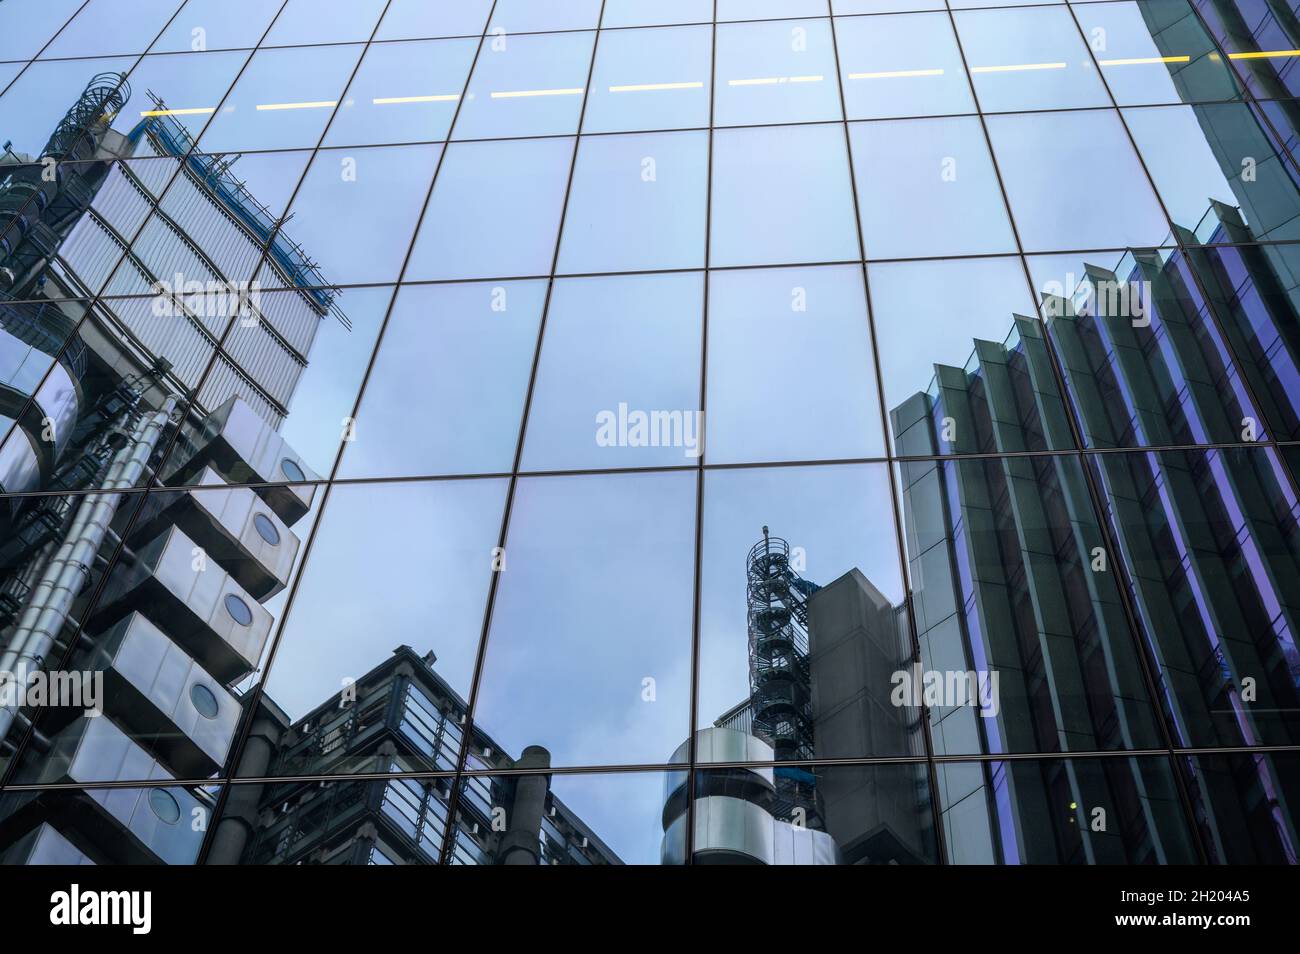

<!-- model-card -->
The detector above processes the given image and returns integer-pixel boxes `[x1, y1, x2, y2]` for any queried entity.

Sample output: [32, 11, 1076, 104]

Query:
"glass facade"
[0, 0, 1296, 866]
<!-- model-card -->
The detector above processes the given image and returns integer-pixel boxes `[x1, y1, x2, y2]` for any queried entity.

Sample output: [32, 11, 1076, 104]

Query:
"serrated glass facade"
[0, 0, 1297, 866]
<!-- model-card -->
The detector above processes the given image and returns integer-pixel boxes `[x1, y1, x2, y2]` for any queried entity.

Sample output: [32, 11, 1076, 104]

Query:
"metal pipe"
[0, 396, 178, 743]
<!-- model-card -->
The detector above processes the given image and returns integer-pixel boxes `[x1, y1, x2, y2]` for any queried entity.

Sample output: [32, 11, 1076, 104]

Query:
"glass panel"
[521, 272, 703, 471]
[558, 130, 708, 274]
[488, 0, 604, 33]
[1089, 447, 1300, 749]
[697, 464, 913, 762]
[376, 0, 494, 40]
[262, 144, 441, 287]
[711, 123, 860, 267]
[339, 281, 546, 479]
[706, 264, 885, 463]
[851, 116, 1017, 259]
[867, 256, 1079, 455]
[714, 18, 842, 127]
[953, 5, 1111, 112]
[197, 44, 364, 153]
[253, 478, 507, 777]
[1074, 0, 1242, 107]
[936, 756, 1197, 863]
[985, 109, 1171, 252]
[602, 0, 714, 28]
[0, 0, 86, 61]
[583, 25, 712, 134]
[1183, 753, 1300, 864]
[152, 0, 280, 53]
[899, 452, 1165, 754]
[405, 137, 574, 281]
[262, 0, 388, 47]
[835, 12, 977, 120]
[323, 38, 478, 147]
[473, 471, 696, 768]
[451, 30, 595, 140]
[40, 0, 181, 59]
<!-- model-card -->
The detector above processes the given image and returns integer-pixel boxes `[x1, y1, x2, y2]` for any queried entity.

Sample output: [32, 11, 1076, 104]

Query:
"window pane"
[986, 110, 1171, 252]
[1075, 0, 1242, 107]
[868, 256, 1078, 455]
[153, 0, 280, 52]
[707, 265, 885, 463]
[452, 30, 594, 140]
[522, 273, 703, 471]
[718, 0, 830, 18]
[602, 0, 713, 28]
[255, 479, 506, 776]
[488, 0, 603, 33]
[406, 137, 574, 281]
[901, 450, 1165, 755]
[324, 38, 478, 146]
[558, 131, 708, 273]
[711, 123, 860, 267]
[262, 0, 387, 46]
[376, 0, 494, 39]
[937, 757, 1196, 863]
[697, 464, 911, 761]
[474, 472, 696, 768]
[339, 282, 547, 479]
[835, 12, 976, 120]
[197, 44, 363, 153]
[583, 25, 712, 133]
[714, 18, 842, 127]
[851, 116, 1017, 259]
[954, 5, 1111, 112]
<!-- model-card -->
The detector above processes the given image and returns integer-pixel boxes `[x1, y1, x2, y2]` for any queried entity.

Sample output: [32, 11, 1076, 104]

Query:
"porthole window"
[280, 457, 306, 482]
[190, 683, 219, 719]
[149, 788, 181, 825]
[224, 593, 253, 626]
[253, 512, 280, 546]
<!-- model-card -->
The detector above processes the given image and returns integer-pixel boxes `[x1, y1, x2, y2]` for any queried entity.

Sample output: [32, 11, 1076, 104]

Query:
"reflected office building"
[1, 0, 1300, 866]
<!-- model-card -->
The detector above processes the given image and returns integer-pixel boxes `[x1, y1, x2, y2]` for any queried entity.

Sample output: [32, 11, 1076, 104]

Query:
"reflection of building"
[207, 645, 621, 866]
[891, 202, 1300, 863]
[0, 73, 333, 864]
[663, 530, 932, 866]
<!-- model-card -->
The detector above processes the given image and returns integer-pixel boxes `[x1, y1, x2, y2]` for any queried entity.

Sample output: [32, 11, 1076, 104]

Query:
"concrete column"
[498, 745, 551, 865]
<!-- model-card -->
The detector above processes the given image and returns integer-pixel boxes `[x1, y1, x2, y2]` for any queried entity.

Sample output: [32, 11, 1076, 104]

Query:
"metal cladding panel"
[196, 357, 286, 430]
[159, 171, 265, 285]
[93, 525, 272, 684]
[56, 214, 126, 294]
[166, 396, 318, 524]
[772, 818, 839, 866]
[132, 467, 299, 598]
[257, 287, 322, 358]
[87, 612, 240, 776]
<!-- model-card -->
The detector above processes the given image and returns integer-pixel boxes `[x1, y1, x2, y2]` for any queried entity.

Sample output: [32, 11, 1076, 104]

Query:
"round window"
[253, 512, 280, 546]
[149, 788, 181, 825]
[224, 593, 253, 626]
[280, 457, 306, 482]
[190, 683, 219, 719]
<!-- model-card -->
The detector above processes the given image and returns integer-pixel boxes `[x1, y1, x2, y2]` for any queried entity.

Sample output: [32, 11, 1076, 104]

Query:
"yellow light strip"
[372, 94, 461, 104]
[1097, 55, 1191, 66]
[728, 75, 825, 86]
[609, 81, 705, 93]
[1227, 48, 1300, 60]
[255, 100, 338, 111]
[140, 106, 216, 117]
[971, 61, 1067, 73]
[848, 68, 945, 80]
[491, 87, 584, 98]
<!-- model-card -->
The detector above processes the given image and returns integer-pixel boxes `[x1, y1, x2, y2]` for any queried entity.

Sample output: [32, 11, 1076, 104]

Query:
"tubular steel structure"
[746, 527, 822, 825]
